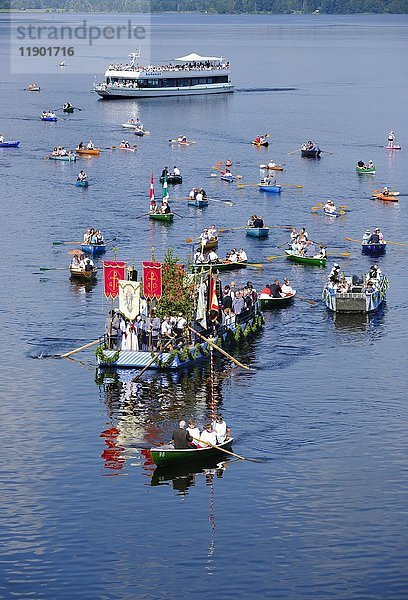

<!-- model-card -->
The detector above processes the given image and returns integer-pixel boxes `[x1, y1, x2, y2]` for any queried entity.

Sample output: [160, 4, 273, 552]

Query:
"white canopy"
[175, 53, 223, 63]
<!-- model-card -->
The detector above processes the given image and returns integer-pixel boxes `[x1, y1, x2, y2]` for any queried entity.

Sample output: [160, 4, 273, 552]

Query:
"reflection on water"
[325, 304, 387, 334]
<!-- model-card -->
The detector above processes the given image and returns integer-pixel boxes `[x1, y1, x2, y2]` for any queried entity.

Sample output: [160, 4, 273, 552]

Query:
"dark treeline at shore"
[2, 0, 408, 14]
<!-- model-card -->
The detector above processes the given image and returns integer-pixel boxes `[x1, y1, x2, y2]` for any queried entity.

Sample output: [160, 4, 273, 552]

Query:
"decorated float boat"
[94, 51, 234, 99]
[322, 274, 389, 313]
[259, 291, 296, 310]
[285, 250, 326, 267]
[245, 226, 270, 238]
[149, 437, 234, 467]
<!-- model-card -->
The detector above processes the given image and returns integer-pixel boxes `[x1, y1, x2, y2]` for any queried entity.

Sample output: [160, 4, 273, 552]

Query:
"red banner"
[208, 274, 219, 312]
[142, 261, 163, 299]
[103, 261, 126, 299]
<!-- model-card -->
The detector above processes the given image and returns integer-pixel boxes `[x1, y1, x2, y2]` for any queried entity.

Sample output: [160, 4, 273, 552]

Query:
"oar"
[345, 236, 408, 248]
[57, 338, 101, 359]
[191, 437, 247, 461]
[266, 255, 287, 261]
[39, 266, 68, 271]
[131, 340, 173, 383]
[188, 327, 254, 371]
[287, 148, 301, 155]
[136, 212, 150, 219]
[295, 296, 317, 306]
[247, 263, 263, 269]
[52, 240, 82, 245]
[328, 251, 351, 257]
[173, 211, 184, 219]
[73, 107, 82, 111]
[218, 226, 248, 233]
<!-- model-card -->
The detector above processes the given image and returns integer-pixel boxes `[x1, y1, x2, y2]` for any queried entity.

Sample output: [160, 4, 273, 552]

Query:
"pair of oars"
[345, 236, 408, 248]
[237, 182, 303, 188]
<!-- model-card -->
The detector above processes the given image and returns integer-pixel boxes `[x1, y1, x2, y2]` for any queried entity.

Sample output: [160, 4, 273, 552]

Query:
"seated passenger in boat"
[207, 249, 219, 264]
[367, 230, 381, 244]
[298, 227, 308, 242]
[186, 419, 200, 446]
[199, 229, 209, 245]
[382, 187, 389, 196]
[253, 215, 264, 228]
[194, 249, 205, 264]
[189, 188, 197, 199]
[222, 168, 233, 177]
[177, 135, 187, 143]
[173, 165, 181, 176]
[160, 314, 175, 345]
[77, 170, 87, 182]
[368, 264, 381, 280]
[84, 256, 94, 271]
[260, 284, 271, 297]
[313, 244, 327, 259]
[367, 160, 374, 168]
[71, 254, 81, 268]
[161, 166, 169, 178]
[77, 141, 84, 149]
[225, 159, 232, 167]
[254, 135, 261, 143]
[161, 201, 171, 214]
[362, 230, 371, 243]
[247, 214, 256, 227]
[172, 420, 194, 449]
[281, 278, 293, 295]
[357, 160, 366, 168]
[87, 141, 94, 150]
[208, 225, 217, 239]
[226, 248, 238, 263]
[269, 279, 282, 298]
[324, 200, 337, 213]
[290, 228, 298, 244]
[337, 276, 350, 293]
[259, 136, 266, 144]
[238, 248, 248, 262]
[212, 414, 228, 444]
[95, 230, 104, 244]
[198, 423, 217, 448]
[306, 141, 314, 150]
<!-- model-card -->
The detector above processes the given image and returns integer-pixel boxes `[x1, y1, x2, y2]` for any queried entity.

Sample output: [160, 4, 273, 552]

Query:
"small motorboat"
[76, 147, 100, 156]
[133, 128, 145, 137]
[259, 291, 296, 310]
[0, 141, 20, 148]
[27, 83, 40, 92]
[122, 122, 143, 129]
[245, 226, 270, 238]
[260, 163, 284, 171]
[48, 153, 76, 161]
[75, 180, 89, 188]
[41, 114, 57, 122]
[285, 250, 326, 267]
[258, 183, 282, 193]
[160, 174, 182, 184]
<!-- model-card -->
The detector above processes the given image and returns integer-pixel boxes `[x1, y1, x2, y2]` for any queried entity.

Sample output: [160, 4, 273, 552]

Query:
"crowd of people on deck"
[327, 263, 382, 294]
[248, 215, 265, 228]
[362, 227, 385, 245]
[213, 281, 258, 330]
[288, 227, 327, 259]
[83, 228, 104, 245]
[259, 278, 294, 298]
[105, 309, 188, 352]
[107, 60, 230, 73]
[171, 415, 230, 449]
[50, 146, 75, 158]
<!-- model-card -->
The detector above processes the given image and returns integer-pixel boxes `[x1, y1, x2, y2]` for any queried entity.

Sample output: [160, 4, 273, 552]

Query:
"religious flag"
[196, 278, 207, 329]
[103, 261, 126, 299]
[149, 173, 155, 211]
[162, 173, 169, 204]
[118, 280, 141, 320]
[142, 261, 163, 299]
[208, 273, 219, 312]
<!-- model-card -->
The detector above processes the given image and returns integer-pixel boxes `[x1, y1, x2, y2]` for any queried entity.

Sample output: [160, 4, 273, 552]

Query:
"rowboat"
[121, 122, 143, 129]
[69, 266, 97, 281]
[259, 184, 282, 193]
[323, 274, 389, 313]
[356, 166, 376, 174]
[76, 148, 100, 156]
[323, 209, 342, 217]
[75, 180, 89, 188]
[118, 145, 136, 152]
[371, 193, 398, 203]
[191, 260, 247, 273]
[301, 146, 321, 158]
[259, 291, 296, 310]
[149, 212, 174, 223]
[149, 437, 234, 468]
[362, 242, 386, 256]
[160, 174, 182, 184]
[48, 154, 76, 161]
[260, 163, 284, 171]
[245, 226, 270, 238]
[41, 115, 57, 122]
[169, 139, 194, 145]
[285, 250, 326, 267]
[0, 141, 20, 148]
[384, 145, 401, 150]
[221, 175, 235, 182]
[27, 84, 40, 91]
[133, 129, 144, 137]
[188, 197, 209, 208]
[63, 106, 74, 114]
[198, 237, 218, 250]
[251, 140, 269, 147]
[80, 243, 106, 255]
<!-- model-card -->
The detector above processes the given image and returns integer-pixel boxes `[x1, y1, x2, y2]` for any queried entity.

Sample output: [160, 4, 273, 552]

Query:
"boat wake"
[237, 87, 297, 93]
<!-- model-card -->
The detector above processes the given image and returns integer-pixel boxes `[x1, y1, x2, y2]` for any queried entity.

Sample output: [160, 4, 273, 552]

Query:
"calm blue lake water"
[0, 13, 407, 599]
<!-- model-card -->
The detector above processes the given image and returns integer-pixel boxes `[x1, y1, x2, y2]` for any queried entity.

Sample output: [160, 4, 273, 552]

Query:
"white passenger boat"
[93, 51, 234, 99]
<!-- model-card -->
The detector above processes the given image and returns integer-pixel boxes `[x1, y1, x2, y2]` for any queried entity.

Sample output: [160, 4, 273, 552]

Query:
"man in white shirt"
[238, 248, 248, 262]
[207, 250, 218, 264]
[212, 414, 227, 443]
[186, 419, 200, 445]
[281, 278, 293, 295]
[173, 165, 180, 176]
[198, 423, 218, 448]
[160, 315, 174, 345]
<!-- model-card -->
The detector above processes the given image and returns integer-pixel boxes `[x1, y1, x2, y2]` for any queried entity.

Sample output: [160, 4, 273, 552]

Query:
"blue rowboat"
[221, 175, 235, 183]
[188, 197, 209, 208]
[49, 154, 76, 161]
[80, 243, 106, 255]
[0, 141, 20, 148]
[245, 226, 270, 238]
[259, 184, 282, 193]
[75, 180, 89, 187]
[362, 242, 386, 256]
[301, 146, 321, 158]
[41, 116, 57, 122]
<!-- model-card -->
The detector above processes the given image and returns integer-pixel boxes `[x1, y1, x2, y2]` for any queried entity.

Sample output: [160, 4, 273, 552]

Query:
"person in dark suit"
[172, 421, 193, 449]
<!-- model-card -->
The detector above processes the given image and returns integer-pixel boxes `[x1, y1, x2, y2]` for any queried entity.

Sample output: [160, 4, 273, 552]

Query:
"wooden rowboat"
[198, 237, 218, 250]
[259, 291, 296, 309]
[76, 148, 100, 156]
[63, 106, 74, 114]
[191, 260, 247, 273]
[150, 438, 234, 468]
[259, 184, 282, 193]
[361, 242, 386, 256]
[80, 243, 106, 255]
[160, 174, 182, 184]
[371, 193, 398, 203]
[149, 212, 174, 223]
[0, 141, 20, 148]
[245, 226, 270, 238]
[69, 267, 97, 281]
[48, 154, 76, 161]
[260, 163, 284, 171]
[356, 166, 376, 174]
[285, 250, 326, 267]
[188, 197, 209, 208]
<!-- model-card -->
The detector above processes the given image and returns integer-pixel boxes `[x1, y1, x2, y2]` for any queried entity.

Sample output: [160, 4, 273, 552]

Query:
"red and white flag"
[208, 274, 219, 312]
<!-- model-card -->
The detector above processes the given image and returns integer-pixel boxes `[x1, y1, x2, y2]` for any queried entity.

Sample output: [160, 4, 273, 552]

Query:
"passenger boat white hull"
[94, 83, 234, 98]
[322, 275, 389, 313]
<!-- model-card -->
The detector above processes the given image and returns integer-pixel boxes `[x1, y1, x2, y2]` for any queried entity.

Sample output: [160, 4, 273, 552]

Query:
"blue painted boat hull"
[188, 199, 209, 208]
[245, 227, 270, 238]
[80, 243, 106, 255]
[259, 185, 282, 193]
[221, 176, 235, 182]
[0, 141, 20, 148]
[362, 243, 386, 256]
[76, 180, 89, 187]
[41, 117, 57, 122]
[49, 155, 76, 161]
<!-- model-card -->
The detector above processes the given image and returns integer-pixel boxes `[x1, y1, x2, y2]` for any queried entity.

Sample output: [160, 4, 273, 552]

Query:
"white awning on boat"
[175, 53, 223, 62]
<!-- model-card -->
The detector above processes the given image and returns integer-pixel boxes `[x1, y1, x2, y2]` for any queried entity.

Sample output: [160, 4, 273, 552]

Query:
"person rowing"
[207, 249, 219, 264]
[86, 140, 95, 150]
[225, 159, 232, 167]
[261, 173, 276, 186]
[177, 134, 187, 143]
[357, 160, 367, 168]
[324, 200, 337, 214]
[367, 228, 385, 244]
[281, 278, 293, 296]
[120, 140, 131, 148]
[269, 279, 282, 298]
[208, 224, 217, 240]
[77, 170, 88, 182]
[194, 248, 205, 264]
[63, 101, 73, 110]
[382, 186, 390, 196]
[173, 165, 181, 176]
[313, 244, 327, 259]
